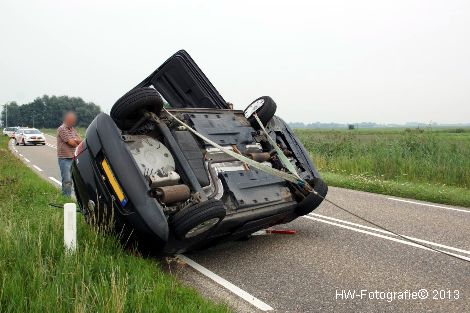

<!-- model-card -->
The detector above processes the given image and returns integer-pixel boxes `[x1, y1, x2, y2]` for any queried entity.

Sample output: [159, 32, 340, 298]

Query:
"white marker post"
[64, 203, 77, 252]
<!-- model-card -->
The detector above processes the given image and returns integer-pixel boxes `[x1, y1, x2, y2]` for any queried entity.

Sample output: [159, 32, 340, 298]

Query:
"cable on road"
[251, 112, 469, 263]
[310, 189, 470, 264]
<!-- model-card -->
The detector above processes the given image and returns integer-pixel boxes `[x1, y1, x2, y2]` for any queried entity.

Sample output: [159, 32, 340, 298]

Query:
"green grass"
[295, 127, 470, 207]
[0, 136, 230, 313]
[41, 127, 87, 138]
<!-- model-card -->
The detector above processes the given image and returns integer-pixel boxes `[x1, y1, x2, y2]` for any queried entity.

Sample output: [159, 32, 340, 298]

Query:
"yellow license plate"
[101, 158, 128, 206]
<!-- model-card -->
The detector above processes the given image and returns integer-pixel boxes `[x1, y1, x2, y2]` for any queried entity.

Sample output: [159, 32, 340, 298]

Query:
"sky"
[1, 0, 469, 124]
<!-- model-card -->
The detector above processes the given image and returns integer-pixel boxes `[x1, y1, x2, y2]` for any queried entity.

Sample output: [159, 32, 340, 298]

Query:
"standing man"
[57, 111, 82, 197]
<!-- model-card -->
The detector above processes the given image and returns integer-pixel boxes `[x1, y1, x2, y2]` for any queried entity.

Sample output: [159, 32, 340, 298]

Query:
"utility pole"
[5, 103, 7, 127]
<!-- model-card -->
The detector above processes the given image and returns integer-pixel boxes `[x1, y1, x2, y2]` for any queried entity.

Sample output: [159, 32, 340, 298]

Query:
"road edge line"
[388, 197, 470, 214]
[303, 215, 470, 262]
[310, 213, 470, 256]
[177, 254, 273, 311]
[48, 177, 62, 186]
[33, 165, 43, 172]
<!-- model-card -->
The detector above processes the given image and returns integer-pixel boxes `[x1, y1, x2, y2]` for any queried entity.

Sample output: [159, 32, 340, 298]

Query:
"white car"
[2, 127, 19, 137]
[14, 128, 46, 146]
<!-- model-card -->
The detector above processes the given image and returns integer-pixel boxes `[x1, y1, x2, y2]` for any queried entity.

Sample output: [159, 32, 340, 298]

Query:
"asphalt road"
[9, 134, 470, 313]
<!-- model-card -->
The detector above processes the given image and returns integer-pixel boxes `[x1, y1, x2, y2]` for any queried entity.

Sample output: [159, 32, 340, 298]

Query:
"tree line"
[1, 95, 101, 128]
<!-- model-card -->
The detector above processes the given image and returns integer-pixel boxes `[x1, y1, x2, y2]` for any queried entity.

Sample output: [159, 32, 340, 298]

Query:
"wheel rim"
[185, 217, 220, 238]
[244, 98, 265, 119]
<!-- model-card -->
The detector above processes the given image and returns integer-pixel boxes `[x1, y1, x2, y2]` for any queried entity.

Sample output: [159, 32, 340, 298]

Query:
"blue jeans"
[58, 158, 73, 197]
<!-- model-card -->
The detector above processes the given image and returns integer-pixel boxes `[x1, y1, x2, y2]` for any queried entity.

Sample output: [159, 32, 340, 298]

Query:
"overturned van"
[71, 50, 327, 254]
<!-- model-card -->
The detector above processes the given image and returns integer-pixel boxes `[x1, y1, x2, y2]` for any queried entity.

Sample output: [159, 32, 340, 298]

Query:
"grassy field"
[295, 127, 470, 207]
[41, 127, 87, 138]
[0, 136, 229, 313]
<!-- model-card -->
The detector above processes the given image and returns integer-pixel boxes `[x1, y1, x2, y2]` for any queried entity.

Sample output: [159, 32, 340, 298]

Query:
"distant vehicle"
[3, 127, 19, 137]
[14, 128, 46, 145]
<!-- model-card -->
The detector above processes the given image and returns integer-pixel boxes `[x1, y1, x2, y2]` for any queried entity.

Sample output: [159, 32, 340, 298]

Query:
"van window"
[23, 129, 41, 134]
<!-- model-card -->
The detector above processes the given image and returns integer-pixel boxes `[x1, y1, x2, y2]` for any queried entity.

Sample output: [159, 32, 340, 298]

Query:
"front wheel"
[172, 199, 226, 240]
[295, 178, 328, 216]
[244, 96, 277, 129]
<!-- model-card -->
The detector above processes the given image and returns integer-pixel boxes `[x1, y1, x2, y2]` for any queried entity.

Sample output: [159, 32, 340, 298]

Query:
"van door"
[137, 50, 229, 109]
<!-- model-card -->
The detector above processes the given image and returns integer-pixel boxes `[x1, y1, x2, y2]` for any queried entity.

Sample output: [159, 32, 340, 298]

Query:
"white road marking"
[387, 197, 470, 214]
[177, 254, 274, 311]
[310, 213, 470, 256]
[45, 142, 57, 149]
[48, 177, 62, 186]
[33, 165, 43, 172]
[43, 134, 57, 148]
[303, 215, 470, 262]
[19, 153, 23, 157]
[23, 157, 30, 163]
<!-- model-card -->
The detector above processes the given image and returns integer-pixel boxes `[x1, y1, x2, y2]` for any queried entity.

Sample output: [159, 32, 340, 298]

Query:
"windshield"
[23, 129, 41, 134]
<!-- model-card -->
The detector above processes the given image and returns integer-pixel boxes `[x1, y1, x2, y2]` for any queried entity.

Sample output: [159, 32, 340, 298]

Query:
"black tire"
[15, 139, 19, 146]
[110, 87, 164, 130]
[295, 177, 328, 216]
[172, 199, 226, 240]
[244, 96, 277, 129]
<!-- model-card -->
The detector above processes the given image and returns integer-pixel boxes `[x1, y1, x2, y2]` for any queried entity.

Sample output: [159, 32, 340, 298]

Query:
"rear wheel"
[172, 199, 226, 240]
[15, 139, 19, 146]
[110, 87, 163, 130]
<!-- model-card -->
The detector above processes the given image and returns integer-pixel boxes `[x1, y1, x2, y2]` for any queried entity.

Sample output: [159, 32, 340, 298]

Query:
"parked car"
[3, 127, 18, 137]
[14, 128, 46, 145]
[72, 50, 328, 254]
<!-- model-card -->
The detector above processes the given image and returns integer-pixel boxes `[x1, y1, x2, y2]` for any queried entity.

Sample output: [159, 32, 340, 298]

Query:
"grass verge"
[322, 172, 470, 208]
[294, 128, 470, 208]
[0, 135, 230, 313]
[41, 127, 87, 138]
